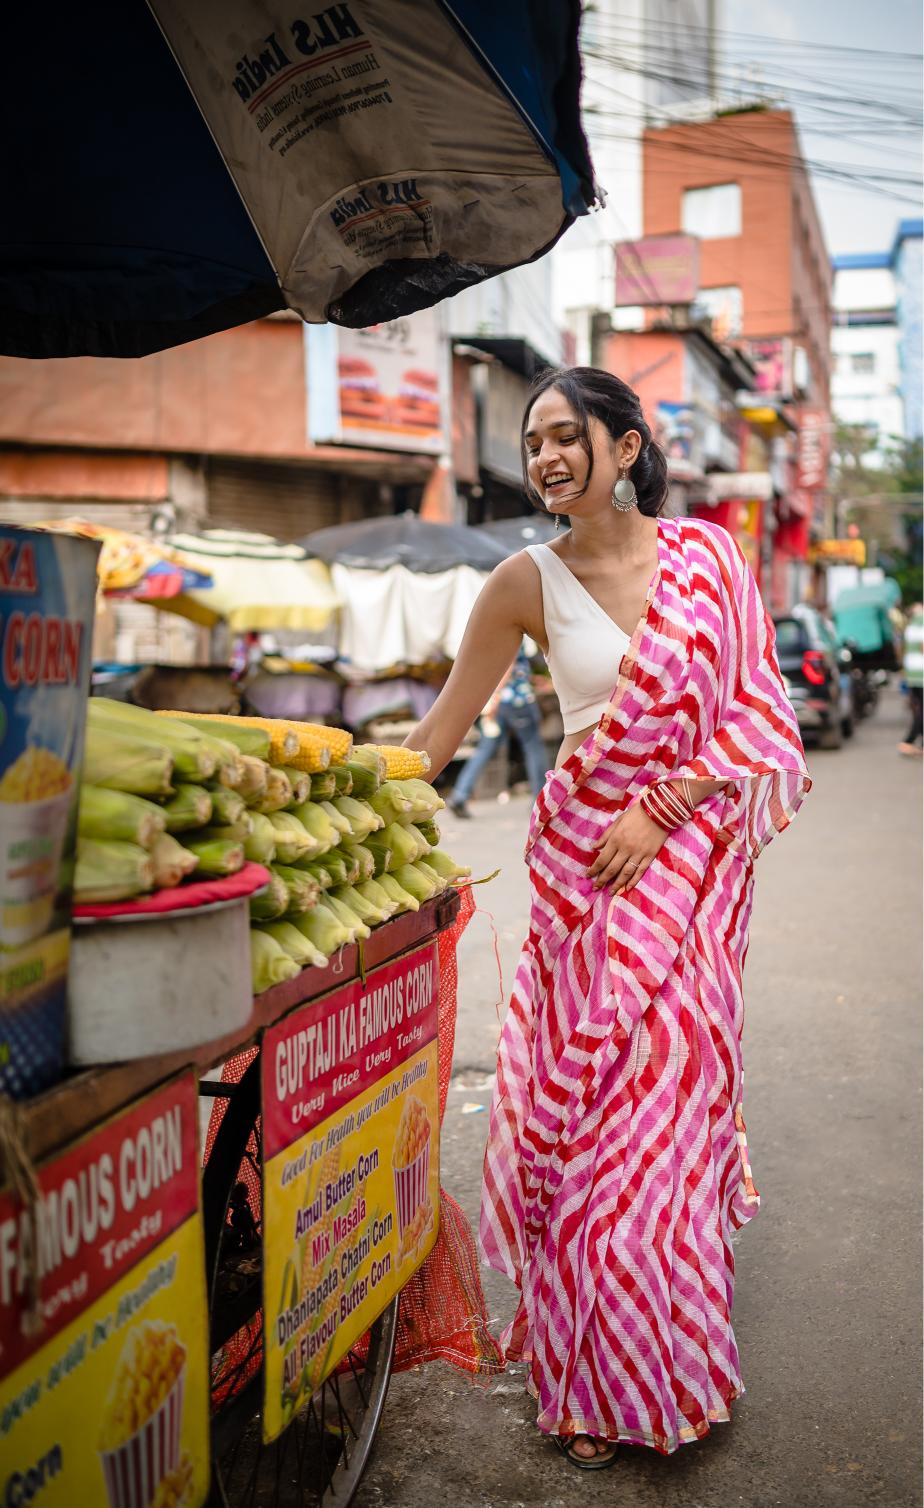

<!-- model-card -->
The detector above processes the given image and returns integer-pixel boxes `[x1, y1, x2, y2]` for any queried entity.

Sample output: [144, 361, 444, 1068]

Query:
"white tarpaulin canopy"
[331, 563, 487, 672]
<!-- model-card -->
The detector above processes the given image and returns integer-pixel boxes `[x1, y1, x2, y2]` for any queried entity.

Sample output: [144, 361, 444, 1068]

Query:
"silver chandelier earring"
[612, 465, 638, 512]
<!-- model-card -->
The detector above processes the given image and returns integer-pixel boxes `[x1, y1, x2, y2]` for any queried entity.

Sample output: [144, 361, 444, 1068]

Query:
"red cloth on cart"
[74, 862, 271, 919]
[204, 882, 502, 1403]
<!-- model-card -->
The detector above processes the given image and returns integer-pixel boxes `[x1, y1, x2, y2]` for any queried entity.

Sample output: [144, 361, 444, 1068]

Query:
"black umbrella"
[479, 514, 561, 554]
[300, 514, 508, 573]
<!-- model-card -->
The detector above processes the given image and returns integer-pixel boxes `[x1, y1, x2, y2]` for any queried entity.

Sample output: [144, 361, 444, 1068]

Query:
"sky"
[724, 0, 923, 257]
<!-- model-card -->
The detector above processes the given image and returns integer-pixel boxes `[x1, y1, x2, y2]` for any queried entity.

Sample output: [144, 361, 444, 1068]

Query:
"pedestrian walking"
[404, 367, 810, 1469]
[446, 644, 548, 817]
[898, 602, 923, 756]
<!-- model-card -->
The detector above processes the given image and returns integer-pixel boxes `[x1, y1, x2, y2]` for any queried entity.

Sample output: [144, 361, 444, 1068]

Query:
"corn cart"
[8, 886, 464, 1508]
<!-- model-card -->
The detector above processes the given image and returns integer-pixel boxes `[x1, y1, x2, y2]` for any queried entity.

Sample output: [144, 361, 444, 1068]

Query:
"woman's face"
[524, 388, 634, 519]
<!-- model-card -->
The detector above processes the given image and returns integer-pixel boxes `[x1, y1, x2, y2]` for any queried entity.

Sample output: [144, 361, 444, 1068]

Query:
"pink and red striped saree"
[479, 516, 810, 1453]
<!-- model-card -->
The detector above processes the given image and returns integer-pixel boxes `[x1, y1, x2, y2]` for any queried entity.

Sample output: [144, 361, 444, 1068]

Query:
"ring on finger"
[624, 860, 638, 871]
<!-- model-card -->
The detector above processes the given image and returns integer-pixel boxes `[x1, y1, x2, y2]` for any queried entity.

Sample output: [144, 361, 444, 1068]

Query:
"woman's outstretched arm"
[402, 555, 534, 778]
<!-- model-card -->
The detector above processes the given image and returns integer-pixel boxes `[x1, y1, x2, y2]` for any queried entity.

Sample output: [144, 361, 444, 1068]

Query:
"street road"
[355, 692, 922, 1508]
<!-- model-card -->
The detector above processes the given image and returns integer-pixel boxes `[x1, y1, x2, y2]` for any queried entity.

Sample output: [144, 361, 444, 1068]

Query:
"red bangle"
[641, 780, 696, 832]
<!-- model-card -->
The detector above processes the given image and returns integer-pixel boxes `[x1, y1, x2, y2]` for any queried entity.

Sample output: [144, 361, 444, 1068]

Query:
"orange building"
[641, 109, 832, 606]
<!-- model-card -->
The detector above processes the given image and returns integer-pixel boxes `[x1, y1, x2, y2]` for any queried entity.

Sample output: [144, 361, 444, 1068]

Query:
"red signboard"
[614, 235, 699, 306]
[796, 407, 830, 492]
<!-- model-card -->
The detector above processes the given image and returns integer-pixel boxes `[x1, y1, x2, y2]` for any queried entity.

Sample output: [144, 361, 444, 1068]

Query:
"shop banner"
[0, 1074, 209, 1508]
[262, 943, 439, 1442]
[306, 311, 447, 454]
[0, 526, 99, 1099]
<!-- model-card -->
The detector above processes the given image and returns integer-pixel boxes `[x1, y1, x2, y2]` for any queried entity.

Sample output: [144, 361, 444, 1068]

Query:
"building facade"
[640, 108, 833, 609]
[892, 219, 923, 440]
[831, 253, 903, 467]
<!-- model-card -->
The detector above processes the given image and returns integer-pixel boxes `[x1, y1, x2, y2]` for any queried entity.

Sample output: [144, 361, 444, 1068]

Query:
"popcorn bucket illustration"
[392, 1096, 432, 1243]
[99, 1324, 186, 1508]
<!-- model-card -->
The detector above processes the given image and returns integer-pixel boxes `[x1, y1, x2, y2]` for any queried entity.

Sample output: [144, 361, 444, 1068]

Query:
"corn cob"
[179, 837, 244, 876]
[278, 767, 311, 806]
[309, 771, 337, 801]
[364, 744, 431, 780]
[150, 833, 199, 889]
[161, 784, 213, 832]
[78, 786, 166, 849]
[249, 872, 289, 921]
[74, 839, 156, 903]
[244, 812, 276, 866]
[156, 712, 271, 762]
[285, 721, 352, 772]
[172, 712, 298, 765]
[83, 723, 173, 798]
[251, 930, 300, 991]
[257, 920, 327, 971]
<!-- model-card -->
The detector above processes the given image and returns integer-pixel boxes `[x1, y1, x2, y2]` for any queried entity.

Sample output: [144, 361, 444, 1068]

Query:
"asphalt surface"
[355, 691, 922, 1508]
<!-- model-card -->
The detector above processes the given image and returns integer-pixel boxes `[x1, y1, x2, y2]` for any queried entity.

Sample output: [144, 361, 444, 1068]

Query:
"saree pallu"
[479, 516, 810, 1454]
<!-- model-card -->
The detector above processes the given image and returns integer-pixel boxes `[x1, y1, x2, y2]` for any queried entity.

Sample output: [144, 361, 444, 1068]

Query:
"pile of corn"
[76, 700, 470, 995]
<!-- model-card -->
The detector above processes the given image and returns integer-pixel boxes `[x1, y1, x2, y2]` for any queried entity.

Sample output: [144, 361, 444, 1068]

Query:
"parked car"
[773, 606, 852, 749]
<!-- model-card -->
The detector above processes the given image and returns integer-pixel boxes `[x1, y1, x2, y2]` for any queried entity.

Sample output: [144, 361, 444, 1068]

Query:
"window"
[694, 285, 743, 338]
[851, 352, 875, 375]
[682, 183, 742, 239]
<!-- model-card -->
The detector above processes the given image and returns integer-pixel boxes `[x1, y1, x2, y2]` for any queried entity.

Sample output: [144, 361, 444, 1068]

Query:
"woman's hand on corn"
[588, 802, 667, 895]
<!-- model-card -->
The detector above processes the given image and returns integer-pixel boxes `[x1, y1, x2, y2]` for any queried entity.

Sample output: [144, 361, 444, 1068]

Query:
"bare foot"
[565, 1434, 618, 1464]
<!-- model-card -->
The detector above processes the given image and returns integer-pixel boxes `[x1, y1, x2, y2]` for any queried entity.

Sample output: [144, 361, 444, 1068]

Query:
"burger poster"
[306, 310, 447, 454]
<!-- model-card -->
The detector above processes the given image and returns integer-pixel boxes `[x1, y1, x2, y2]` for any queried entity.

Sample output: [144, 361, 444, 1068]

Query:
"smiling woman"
[403, 363, 810, 1472]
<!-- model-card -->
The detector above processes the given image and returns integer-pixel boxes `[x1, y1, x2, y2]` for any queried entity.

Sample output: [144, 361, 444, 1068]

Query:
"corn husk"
[340, 761, 378, 799]
[89, 699, 216, 783]
[279, 767, 311, 806]
[74, 839, 155, 903]
[322, 893, 370, 943]
[251, 929, 301, 992]
[258, 920, 327, 971]
[338, 840, 375, 883]
[331, 883, 389, 927]
[237, 754, 270, 804]
[307, 849, 348, 886]
[292, 903, 352, 958]
[271, 863, 321, 915]
[162, 784, 213, 832]
[349, 745, 387, 785]
[369, 781, 414, 825]
[78, 785, 166, 849]
[392, 862, 439, 904]
[253, 767, 294, 815]
[318, 799, 352, 838]
[208, 787, 246, 827]
[309, 771, 337, 801]
[244, 812, 277, 866]
[291, 802, 339, 855]
[393, 779, 444, 821]
[355, 878, 400, 919]
[330, 764, 355, 797]
[249, 871, 289, 921]
[196, 818, 254, 845]
[83, 723, 174, 798]
[151, 833, 199, 889]
[377, 872, 419, 914]
[380, 822, 427, 867]
[268, 812, 316, 864]
[298, 857, 334, 890]
[331, 796, 383, 842]
[423, 847, 471, 883]
[355, 834, 393, 877]
[179, 837, 244, 876]
[160, 713, 272, 762]
[415, 818, 441, 848]
[415, 859, 447, 894]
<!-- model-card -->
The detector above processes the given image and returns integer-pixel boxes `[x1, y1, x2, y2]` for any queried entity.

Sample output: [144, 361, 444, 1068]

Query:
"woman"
[404, 367, 810, 1468]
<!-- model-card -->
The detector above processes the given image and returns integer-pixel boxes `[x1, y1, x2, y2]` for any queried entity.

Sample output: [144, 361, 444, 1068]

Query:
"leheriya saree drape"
[480, 516, 810, 1454]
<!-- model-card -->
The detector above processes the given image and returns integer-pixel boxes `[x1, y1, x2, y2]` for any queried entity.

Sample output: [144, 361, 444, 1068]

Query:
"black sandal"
[554, 1434, 619, 1470]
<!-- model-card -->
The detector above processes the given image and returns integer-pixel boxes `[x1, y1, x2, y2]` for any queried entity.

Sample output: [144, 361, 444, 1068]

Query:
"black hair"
[521, 366, 669, 517]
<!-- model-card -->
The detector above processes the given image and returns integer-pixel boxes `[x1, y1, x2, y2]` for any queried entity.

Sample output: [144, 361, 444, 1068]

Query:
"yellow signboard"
[261, 944, 440, 1443]
[0, 1074, 209, 1508]
[808, 538, 867, 566]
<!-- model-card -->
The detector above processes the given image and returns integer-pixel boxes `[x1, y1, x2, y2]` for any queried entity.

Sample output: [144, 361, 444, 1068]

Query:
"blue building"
[892, 219, 923, 441]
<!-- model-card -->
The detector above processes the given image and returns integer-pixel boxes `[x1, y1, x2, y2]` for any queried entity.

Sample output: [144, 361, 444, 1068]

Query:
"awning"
[155, 529, 341, 631]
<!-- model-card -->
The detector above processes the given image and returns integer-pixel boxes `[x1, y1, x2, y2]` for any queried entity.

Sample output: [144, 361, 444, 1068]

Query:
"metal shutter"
[205, 457, 377, 541]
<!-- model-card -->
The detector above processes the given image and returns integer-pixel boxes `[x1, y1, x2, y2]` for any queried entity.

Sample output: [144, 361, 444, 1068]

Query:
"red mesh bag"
[204, 884, 502, 1410]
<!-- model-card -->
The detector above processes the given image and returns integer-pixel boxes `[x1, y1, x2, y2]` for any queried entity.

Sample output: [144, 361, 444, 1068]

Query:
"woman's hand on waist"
[588, 803, 667, 895]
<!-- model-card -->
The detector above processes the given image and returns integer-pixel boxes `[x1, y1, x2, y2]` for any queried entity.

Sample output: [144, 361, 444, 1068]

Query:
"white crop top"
[525, 544, 632, 735]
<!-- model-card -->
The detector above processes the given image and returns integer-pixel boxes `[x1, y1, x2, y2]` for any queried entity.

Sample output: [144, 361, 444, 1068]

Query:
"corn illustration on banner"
[0, 1074, 209, 1507]
[262, 941, 440, 1442]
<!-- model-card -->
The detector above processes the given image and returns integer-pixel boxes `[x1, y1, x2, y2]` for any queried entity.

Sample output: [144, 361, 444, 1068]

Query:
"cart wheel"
[200, 1062, 398, 1507]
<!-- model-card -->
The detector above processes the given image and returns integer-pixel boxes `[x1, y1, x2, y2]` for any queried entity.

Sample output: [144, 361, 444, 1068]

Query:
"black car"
[773, 607, 851, 750]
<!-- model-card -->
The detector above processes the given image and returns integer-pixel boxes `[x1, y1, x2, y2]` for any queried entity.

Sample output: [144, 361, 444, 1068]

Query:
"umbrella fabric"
[31, 519, 213, 597]
[331, 563, 487, 672]
[301, 513, 507, 573]
[159, 529, 341, 631]
[479, 514, 561, 553]
[3, 2, 595, 358]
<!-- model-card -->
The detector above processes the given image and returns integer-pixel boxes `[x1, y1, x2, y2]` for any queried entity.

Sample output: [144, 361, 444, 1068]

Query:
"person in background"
[898, 603, 923, 757]
[446, 642, 548, 817]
